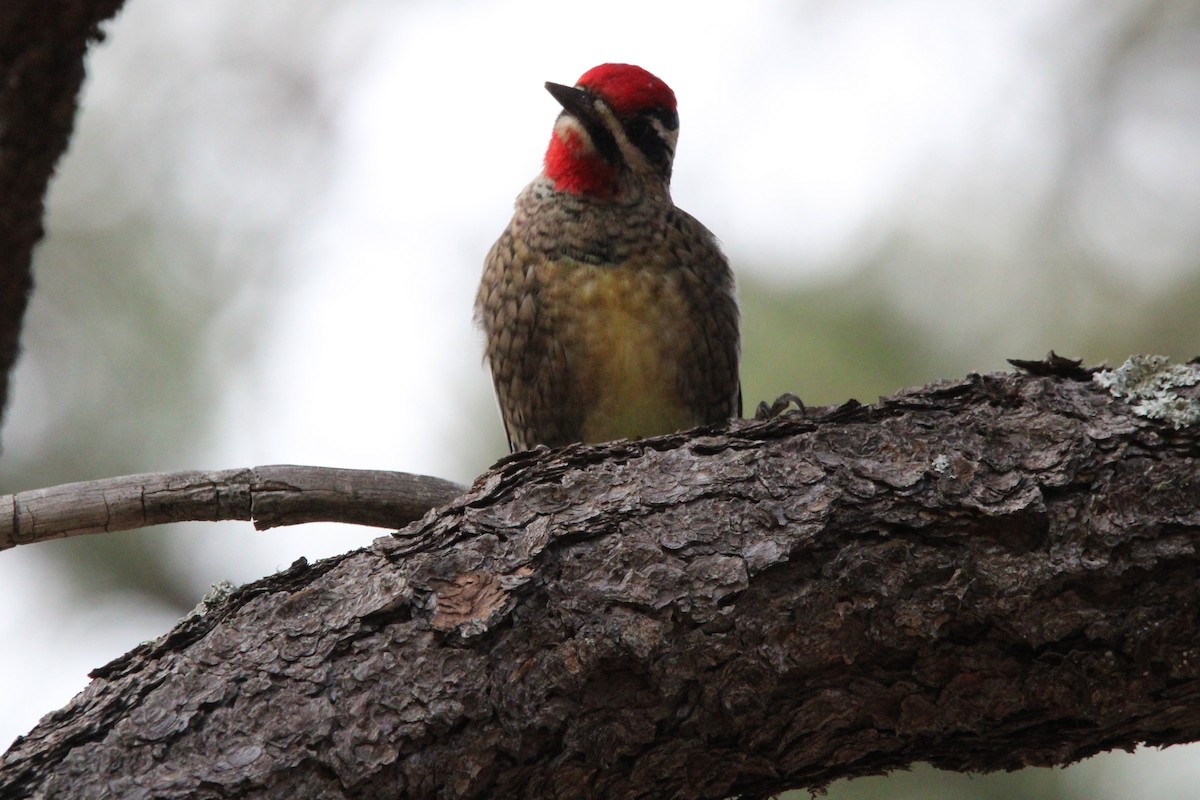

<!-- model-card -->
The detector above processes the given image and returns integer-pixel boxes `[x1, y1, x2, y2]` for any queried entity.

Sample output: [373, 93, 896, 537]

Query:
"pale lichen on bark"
[1094, 354, 1200, 429]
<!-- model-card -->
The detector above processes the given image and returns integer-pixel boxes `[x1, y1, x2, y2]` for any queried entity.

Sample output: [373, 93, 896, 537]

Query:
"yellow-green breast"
[542, 259, 698, 443]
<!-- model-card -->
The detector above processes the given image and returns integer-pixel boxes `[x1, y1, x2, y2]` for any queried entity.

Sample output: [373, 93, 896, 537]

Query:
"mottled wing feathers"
[666, 207, 742, 428]
[476, 227, 585, 452]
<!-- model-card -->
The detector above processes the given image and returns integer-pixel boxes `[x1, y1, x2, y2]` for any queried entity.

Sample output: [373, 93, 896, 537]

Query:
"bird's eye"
[623, 115, 674, 168]
[653, 107, 679, 132]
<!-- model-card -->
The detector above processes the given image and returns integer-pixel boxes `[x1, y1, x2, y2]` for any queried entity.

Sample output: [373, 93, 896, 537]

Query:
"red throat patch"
[544, 127, 617, 198]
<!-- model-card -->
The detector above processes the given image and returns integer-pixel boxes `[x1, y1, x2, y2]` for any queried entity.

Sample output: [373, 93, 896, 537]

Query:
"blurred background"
[2, 1, 1199, 796]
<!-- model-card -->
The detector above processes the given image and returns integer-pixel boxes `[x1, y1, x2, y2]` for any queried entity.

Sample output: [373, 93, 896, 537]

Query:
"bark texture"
[3, 369, 1200, 799]
[0, 0, 124, 430]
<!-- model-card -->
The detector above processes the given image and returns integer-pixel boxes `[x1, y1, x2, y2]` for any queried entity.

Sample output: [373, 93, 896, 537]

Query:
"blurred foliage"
[791, 763, 1068, 800]
[739, 254, 1200, 422]
[0, 1, 335, 612]
[740, 274, 959, 413]
[0, 214, 243, 610]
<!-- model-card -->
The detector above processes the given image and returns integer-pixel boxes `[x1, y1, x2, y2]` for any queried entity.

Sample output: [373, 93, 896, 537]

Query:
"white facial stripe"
[594, 100, 654, 175]
[554, 115, 596, 155]
[650, 117, 678, 155]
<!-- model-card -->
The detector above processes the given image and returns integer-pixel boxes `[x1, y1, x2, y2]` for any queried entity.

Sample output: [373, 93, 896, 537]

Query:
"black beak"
[544, 81, 620, 164]
[545, 82, 599, 126]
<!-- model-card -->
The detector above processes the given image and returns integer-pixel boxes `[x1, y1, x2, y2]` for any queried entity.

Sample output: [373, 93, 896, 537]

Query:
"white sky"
[2, 1, 1198, 791]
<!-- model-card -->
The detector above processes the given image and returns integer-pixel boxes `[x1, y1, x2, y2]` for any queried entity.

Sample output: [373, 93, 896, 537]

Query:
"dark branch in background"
[3, 364, 1200, 799]
[0, 465, 466, 549]
[0, 0, 125, 433]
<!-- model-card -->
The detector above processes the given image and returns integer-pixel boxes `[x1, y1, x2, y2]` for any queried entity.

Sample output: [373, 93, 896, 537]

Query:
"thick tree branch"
[3, 367, 1200, 799]
[0, 465, 466, 549]
[0, 0, 125, 430]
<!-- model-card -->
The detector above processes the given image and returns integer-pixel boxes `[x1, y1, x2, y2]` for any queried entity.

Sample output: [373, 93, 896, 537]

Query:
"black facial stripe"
[650, 107, 679, 132]
[564, 108, 621, 164]
[621, 114, 674, 169]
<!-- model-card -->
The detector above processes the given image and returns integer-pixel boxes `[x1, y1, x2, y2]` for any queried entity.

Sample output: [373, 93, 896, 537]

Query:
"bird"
[475, 63, 740, 452]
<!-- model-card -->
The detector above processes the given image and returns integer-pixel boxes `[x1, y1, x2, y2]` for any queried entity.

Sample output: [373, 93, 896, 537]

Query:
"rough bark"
[0, 465, 465, 549]
[0, 0, 125, 432]
[4, 368, 1200, 799]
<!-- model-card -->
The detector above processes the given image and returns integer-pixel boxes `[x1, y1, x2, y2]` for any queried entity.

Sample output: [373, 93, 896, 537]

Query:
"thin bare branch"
[0, 465, 465, 549]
